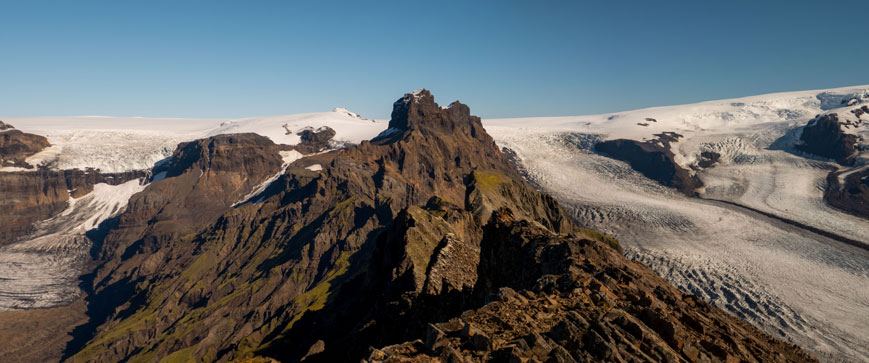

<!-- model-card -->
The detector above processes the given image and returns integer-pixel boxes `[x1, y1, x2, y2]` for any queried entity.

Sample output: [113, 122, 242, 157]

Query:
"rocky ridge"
[367, 208, 813, 363]
[63, 91, 815, 362]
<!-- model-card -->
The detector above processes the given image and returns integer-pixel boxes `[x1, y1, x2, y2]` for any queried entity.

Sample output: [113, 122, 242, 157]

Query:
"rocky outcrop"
[797, 113, 859, 165]
[0, 169, 146, 246]
[595, 132, 702, 194]
[367, 209, 815, 363]
[0, 122, 50, 169]
[64, 90, 814, 363]
[825, 168, 869, 219]
[293, 126, 337, 154]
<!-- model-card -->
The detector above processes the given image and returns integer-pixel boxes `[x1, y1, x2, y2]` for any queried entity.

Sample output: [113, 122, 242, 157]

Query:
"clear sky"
[2, 0, 868, 120]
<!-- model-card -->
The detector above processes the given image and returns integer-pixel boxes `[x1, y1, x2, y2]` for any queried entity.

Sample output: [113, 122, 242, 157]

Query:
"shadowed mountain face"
[64, 91, 815, 362]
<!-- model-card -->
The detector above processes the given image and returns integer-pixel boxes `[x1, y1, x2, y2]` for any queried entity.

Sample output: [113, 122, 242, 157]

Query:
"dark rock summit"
[61, 90, 815, 363]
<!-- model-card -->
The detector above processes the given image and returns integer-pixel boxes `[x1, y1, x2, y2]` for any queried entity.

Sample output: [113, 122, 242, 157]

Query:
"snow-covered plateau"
[2, 86, 868, 361]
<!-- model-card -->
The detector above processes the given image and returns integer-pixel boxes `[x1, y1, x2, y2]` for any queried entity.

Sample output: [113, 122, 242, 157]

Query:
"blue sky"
[1, 1, 868, 119]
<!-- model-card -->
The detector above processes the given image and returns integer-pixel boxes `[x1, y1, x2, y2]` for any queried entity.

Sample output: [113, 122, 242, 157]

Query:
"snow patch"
[233, 150, 304, 207]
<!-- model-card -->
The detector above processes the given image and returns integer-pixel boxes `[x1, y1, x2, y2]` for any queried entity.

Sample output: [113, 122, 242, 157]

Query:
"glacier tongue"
[0, 179, 145, 310]
[483, 119, 869, 361]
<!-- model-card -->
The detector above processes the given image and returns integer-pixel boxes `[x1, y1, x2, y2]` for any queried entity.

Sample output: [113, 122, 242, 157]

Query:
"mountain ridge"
[54, 90, 817, 362]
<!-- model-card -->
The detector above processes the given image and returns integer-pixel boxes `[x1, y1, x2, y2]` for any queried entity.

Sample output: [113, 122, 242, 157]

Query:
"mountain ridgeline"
[65, 91, 814, 362]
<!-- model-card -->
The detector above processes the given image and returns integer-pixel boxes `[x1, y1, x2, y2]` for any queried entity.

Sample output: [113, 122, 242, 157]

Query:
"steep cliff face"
[0, 121, 50, 169]
[0, 169, 146, 246]
[66, 91, 814, 363]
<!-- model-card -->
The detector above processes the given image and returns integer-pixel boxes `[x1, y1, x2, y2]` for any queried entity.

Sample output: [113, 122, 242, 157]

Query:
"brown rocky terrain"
[0, 168, 146, 246]
[365, 208, 814, 363]
[0, 299, 88, 362]
[55, 90, 817, 363]
[0, 120, 50, 168]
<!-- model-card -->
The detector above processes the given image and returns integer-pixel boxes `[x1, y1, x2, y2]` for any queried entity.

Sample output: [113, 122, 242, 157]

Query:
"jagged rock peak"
[388, 89, 476, 132]
[0, 120, 13, 131]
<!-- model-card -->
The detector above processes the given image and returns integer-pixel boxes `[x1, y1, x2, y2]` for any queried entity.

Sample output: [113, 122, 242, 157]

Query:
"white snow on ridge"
[233, 150, 304, 207]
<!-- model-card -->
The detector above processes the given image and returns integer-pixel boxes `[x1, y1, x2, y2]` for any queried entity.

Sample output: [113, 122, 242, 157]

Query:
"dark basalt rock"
[852, 105, 869, 118]
[697, 151, 721, 168]
[294, 126, 336, 154]
[796, 113, 858, 165]
[595, 132, 702, 194]
[0, 169, 146, 246]
[0, 123, 51, 169]
[825, 168, 869, 219]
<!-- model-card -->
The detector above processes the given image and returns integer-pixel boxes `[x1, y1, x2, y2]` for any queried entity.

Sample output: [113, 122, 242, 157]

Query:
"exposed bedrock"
[366, 208, 814, 363]
[0, 169, 146, 246]
[0, 122, 50, 169]
[293, 126, 337, 154]
[825, 168, 869, 219]
[796, 113, 859, 165]
[594, 132, 702, 195]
